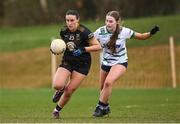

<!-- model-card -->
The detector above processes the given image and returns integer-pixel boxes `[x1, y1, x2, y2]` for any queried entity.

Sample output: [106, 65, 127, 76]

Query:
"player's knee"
[104, 80, 113, 88]
[52, 83, 64, 91]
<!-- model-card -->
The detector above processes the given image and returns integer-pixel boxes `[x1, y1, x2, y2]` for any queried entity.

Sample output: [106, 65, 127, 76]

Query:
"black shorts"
[101, 62, 128, 72]
[59, 59, 91, 75]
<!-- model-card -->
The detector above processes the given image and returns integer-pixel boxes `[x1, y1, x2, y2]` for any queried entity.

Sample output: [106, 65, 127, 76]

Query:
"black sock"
[56, 105, 62, 112]
[98, 100, 109, 107]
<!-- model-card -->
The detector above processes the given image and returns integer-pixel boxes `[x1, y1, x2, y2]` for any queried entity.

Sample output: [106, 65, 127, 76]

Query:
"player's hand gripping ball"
[50, 39, 66, 55]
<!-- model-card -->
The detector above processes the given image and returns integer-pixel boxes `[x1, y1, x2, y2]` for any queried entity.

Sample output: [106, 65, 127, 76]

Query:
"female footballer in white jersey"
[93, 11, 159, 117]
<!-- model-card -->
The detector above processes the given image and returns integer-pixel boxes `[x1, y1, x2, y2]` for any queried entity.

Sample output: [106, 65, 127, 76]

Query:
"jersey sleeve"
[94, 28, 100, 40]
[122, 27, 134, 39]
[93, 27, 106, 47]
[83, 28, 94, 41]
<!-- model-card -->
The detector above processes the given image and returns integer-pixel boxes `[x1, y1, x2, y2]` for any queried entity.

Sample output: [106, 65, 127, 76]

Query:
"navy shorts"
[101, 62, 128, 72]
[59, 59, 91, 75]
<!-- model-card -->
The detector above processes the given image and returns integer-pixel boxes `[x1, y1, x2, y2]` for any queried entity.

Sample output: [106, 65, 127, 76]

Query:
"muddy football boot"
[93, 105, 110, 117]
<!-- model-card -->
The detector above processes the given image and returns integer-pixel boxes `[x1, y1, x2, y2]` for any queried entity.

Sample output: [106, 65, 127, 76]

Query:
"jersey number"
[69, 35, 75, 41]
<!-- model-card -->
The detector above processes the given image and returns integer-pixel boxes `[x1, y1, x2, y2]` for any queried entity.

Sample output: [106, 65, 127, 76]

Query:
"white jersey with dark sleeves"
[94, 26, 134, 66]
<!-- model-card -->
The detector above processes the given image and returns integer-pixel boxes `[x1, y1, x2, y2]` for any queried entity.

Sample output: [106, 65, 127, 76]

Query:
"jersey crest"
[99, 27, 106, 35]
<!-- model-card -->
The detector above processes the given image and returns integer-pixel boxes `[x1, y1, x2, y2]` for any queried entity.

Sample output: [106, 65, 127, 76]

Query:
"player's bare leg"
[52, 67, 70, 103]
[100, 64, 126, 103]
[52, 71, 86, 119]
[93, 64, 126, 117]
[58, 71, 85, 107]
[100, 69, 108, 90]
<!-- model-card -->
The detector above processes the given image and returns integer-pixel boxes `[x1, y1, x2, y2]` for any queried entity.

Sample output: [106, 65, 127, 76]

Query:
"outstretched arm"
[134, 26, 159, 40]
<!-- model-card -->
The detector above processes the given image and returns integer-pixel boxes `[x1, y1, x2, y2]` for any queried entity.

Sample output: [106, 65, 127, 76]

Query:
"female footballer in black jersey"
[51, 9, 101, 119]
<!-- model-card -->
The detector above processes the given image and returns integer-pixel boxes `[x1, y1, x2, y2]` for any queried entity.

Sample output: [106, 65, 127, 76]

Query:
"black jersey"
[60, 24, 94, 62]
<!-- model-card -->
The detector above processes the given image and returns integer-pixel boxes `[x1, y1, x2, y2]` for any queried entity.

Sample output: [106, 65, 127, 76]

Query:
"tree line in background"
[0, 0, 179, 26]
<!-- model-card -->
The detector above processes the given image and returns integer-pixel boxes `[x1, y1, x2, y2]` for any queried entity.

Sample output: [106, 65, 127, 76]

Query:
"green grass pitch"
[0, 88, 180, 123]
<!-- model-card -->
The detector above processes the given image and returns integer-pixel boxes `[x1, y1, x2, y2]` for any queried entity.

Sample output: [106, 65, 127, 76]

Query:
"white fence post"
[51, 37, 56, 83]
[169, 36, 177, 88]
[51, 54, 56, 83]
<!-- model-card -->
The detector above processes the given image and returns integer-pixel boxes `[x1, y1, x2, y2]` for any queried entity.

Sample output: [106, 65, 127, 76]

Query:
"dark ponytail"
[106, 11, 121, 53]
[107, 24, 120, 53]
